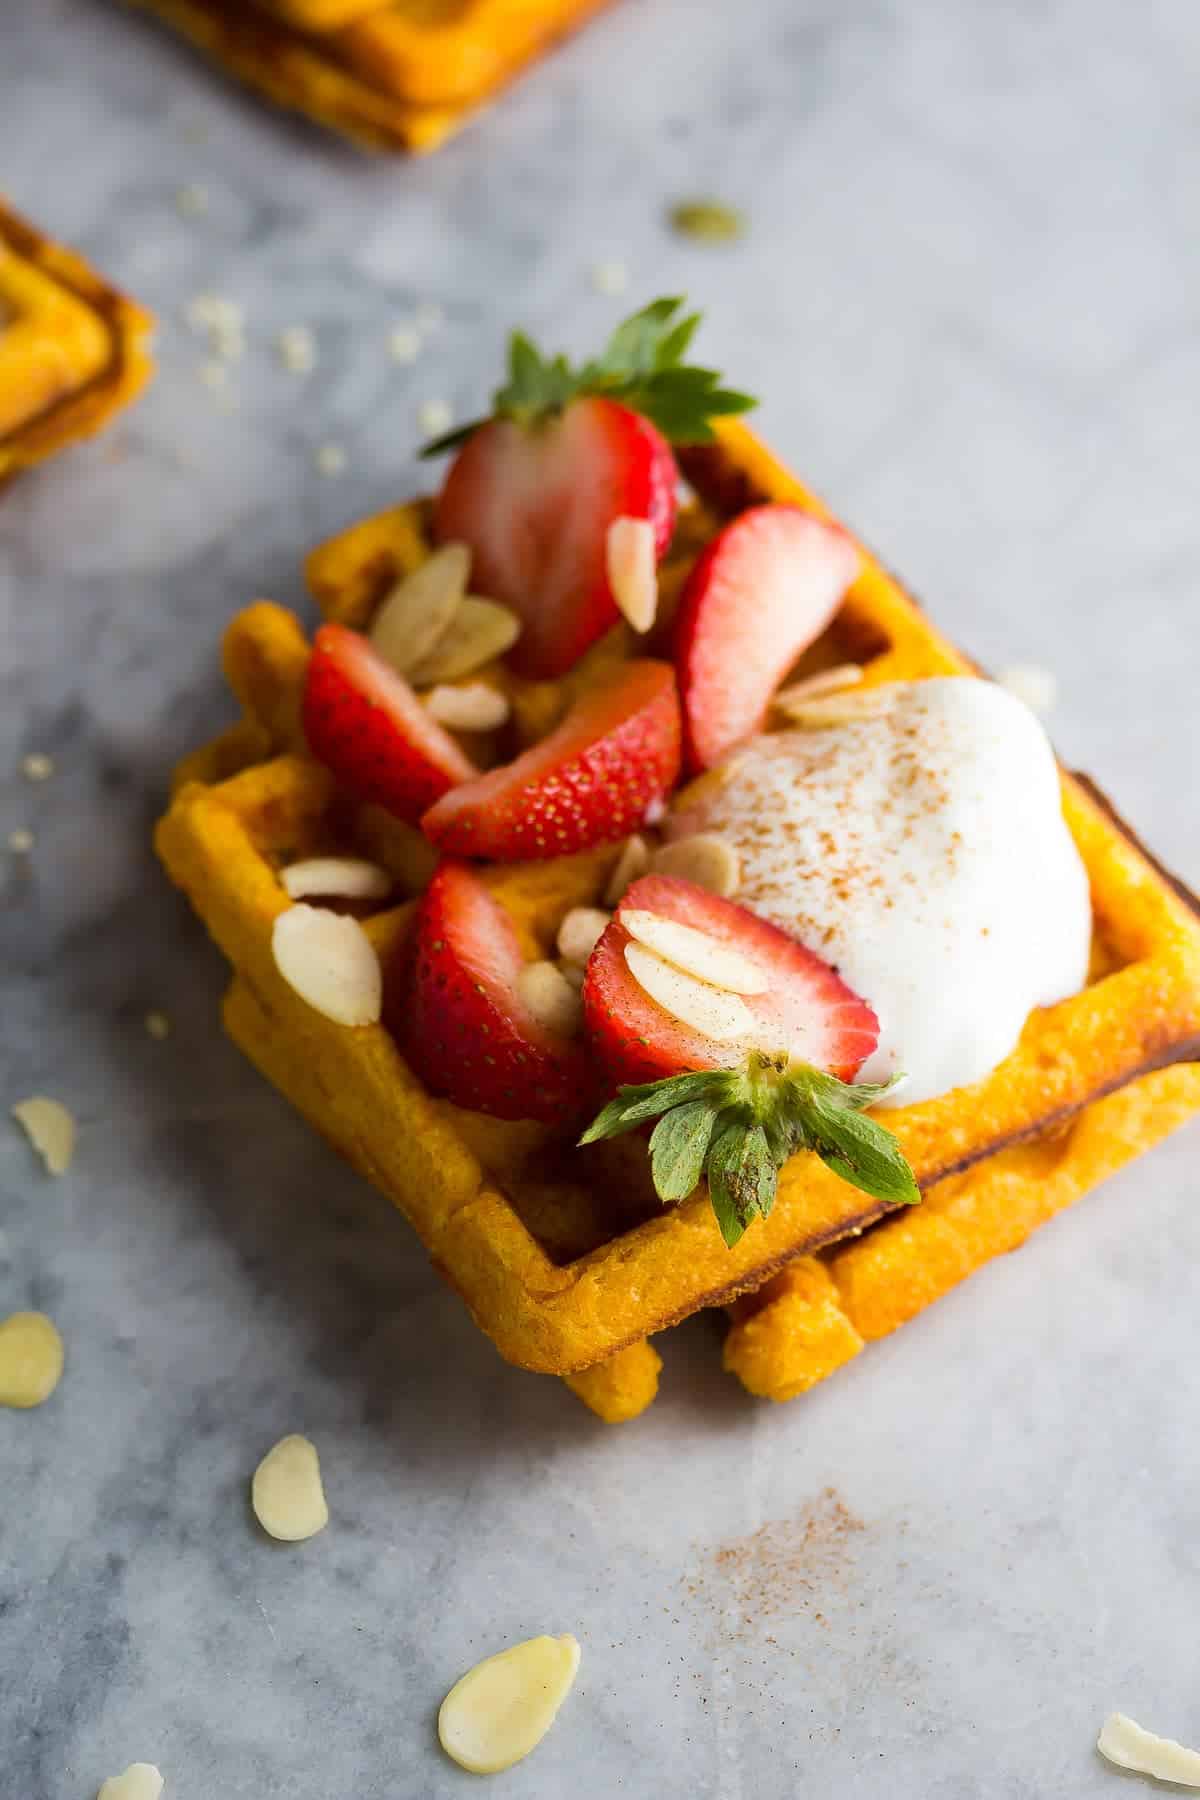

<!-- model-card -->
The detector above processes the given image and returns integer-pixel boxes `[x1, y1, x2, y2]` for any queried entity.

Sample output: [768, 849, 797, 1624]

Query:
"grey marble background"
[3, 1, 1199, 1795]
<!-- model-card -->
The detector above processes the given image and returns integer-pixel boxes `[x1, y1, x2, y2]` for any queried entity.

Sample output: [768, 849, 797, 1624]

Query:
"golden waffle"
[157, 421, 1200, 1419]
[119, 0, 616, 154]
[0, 199, 154, 485]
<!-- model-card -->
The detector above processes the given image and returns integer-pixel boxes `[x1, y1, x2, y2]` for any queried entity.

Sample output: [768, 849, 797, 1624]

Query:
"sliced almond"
[515, 960, 584, 1037]
[778, 686, 892, 729]
[624, 943, 752, 1040]
[12, 1097, 76, 1176]
[604, 834, 651, 906]
[368, 543, 469, 675]
[439, 1634, 581, 1775]
[407, 596, 521, 685]
[423, 682, 511, 732]
[1098, 1713, 1200, 1786]
[251, 1433, 329, 1542]
[98, 1765, 165, 1800]
[606, 515, 658, 633]
[556, 958, 586, 993]
[650, 834, 741, 898]
[280, 856, 392, 901]
[621, 910, 767, 995]
[271, 905, 382, 1026]
[773, 663, 864, 714]
[556, 906, 611, 968]
[0, 1311, 65, 1408]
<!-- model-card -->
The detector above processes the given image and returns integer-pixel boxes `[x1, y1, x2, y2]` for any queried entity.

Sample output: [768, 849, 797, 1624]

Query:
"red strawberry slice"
[675, 504, 860, 772]
[421, 659, 681, 861]
[582, 873, 879, 1087]
[302, 623, 475, 824]
[434, 396, 678, 680]
[390, 860, 594, 1124]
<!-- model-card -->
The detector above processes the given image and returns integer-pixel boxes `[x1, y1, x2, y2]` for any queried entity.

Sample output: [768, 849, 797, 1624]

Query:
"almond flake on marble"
[606, 516, 658, 633]
[8, 827, 34, 853]
[0, 1311, 65, 1409]
[276, 326, 317, 374]
[175, 182, 209, 217]
[387, 325, 422, 365]
[621, 910, 767, 994]
[650, 834, 741, 898]
[315, 442, 347, 478]
[251, 1434, 329, 1542]
[998, 663, 1058, 716]
[418, 399, 453, 438]
[1097, 1712, 1200, 1786]
[556, 907, 611, 968]
[590, 259, 629, 296]
[515, 961, 584, 1036]
[97, 1762, 164, 1800]
[12, 1096, 76, 1175]
[368, 544, 470, 675]
[271, 905, 381, 1026]
[423, 683, 511, 732]
[439, 1635, 581, 1775]
[623, 943, 752, 1040]
[21, 751, 54, 781]
[280, 857, 392, 901]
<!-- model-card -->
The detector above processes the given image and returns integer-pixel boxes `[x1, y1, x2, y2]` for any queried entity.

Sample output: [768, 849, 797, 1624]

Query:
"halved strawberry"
[582, 874, 879, 1087]
[578, 874, 914, 1247]
[424, 298, 757, 680]
[435, 397, 677, 680]
[421, 660, 681, 861]
[390, 860, 593, 1124]
[302, 623, 475, 824]
[675, 504, 860, 772]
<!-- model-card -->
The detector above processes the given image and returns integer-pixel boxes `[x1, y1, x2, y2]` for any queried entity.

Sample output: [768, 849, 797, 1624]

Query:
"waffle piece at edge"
[157, 420, 1200, 1399]
[118, 0, 616, 153]
[0, 198, 154, 483]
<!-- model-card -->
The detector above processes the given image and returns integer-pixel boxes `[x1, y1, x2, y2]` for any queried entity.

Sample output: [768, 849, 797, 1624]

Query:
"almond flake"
[779, 687, 893, 729]
[271, 905, 382, 1026]
[315, 443, 347, 477]
[98, 1764, 165, 1800]
[1098, 1713, 1200, 1786]
[604, 834, 651, 906]
[773, 663, 864, 715]
[418, 398, 453, 438]
[251, 1434, 329, 1542]
[606, 516, 658, 633]
[280, 857, 391, 901]
[8, 828, 34, 853]
[21, 751, 54, 781]
[439, 1634, 581, 1775]
[650, 834, 741, 898]
[556, 906, 611, 968]
[369, 544, 470, 675]
[998, 663, 1058, 716]
[590, 259, 629, 296]
[406, 597, 521, 685]
[556, 959, 586, 993]
[387, 325, 422, 364]
[423, 682, 511, 732]
[621, 910, 767, 994]
[624, 943, 752, 1040]
[0, 1311, 64, 1408]
[276, 325, 317, 374]
[175, 181, 209, 217]
[12, 1096, 76, 1175]
[515, 960, 584, 1037]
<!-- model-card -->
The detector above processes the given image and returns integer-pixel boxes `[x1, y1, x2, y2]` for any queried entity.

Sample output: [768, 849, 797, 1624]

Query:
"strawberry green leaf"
[650, 1101, 719, 1202]
[800, 1088, 921, 1207]
[578, 1069, 737, 1143]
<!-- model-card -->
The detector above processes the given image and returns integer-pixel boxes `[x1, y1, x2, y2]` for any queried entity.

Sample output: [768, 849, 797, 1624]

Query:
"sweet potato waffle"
[119, 0, 616, 153]
[0, 198, 154, 486]
[157, 421, 1200, 1420]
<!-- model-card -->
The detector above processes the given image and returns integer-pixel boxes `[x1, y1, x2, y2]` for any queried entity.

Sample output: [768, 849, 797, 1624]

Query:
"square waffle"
[0, 198, 154, 485]
[119, 0, 617, 154]
[157, 421, 1200, 1415]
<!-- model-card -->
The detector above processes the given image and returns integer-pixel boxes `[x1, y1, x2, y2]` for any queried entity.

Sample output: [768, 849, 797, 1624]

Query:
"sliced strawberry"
[434, 397, 677, 680]
[582, 874, 879, 1087]
[302, 623, 475, 824]
[421, 659, 681, 861]
[675, 504, 860, 772]
[390, 860, 593, 1124]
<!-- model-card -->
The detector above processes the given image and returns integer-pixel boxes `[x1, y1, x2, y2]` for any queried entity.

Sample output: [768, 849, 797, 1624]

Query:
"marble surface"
[3, 1, 1200, 1794]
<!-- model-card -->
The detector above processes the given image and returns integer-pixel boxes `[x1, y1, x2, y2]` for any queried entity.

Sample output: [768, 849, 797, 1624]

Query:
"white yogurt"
[668, 677, 1091, 1105]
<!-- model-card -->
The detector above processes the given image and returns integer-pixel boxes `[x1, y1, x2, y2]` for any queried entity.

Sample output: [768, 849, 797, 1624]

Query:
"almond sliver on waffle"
[157, 420, 1200, 1416]
[0, 198, 154, 484]
[118, 0, 616, 154]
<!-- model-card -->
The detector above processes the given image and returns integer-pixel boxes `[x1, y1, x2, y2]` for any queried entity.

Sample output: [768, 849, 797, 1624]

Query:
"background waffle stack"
[120, 0, 617, 152]
[0, 198, 153, 486]
[156, 420, 1200, 1421]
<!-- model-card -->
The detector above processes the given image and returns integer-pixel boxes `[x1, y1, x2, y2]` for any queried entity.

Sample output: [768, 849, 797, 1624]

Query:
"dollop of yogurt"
[667, 677, 1091, 1105]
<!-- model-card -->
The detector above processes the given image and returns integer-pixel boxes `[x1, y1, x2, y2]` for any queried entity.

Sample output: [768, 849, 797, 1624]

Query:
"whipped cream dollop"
[667, 677, 1091, 1105]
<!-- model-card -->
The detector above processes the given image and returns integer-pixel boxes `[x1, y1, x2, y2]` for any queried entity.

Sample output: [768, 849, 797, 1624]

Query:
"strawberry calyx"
[420, 297, 757, 455]
[579, 1051, 919, 1248]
